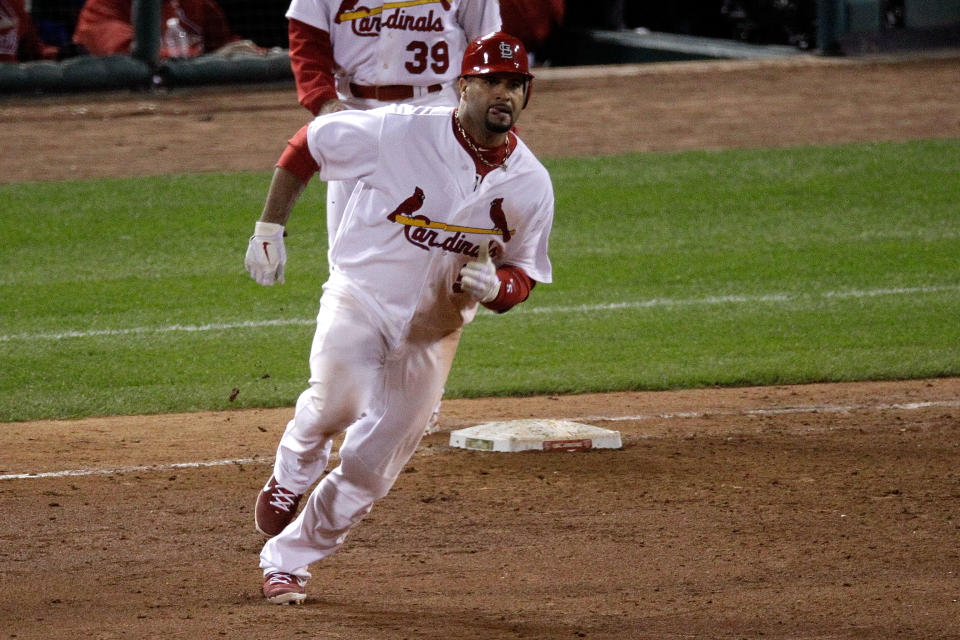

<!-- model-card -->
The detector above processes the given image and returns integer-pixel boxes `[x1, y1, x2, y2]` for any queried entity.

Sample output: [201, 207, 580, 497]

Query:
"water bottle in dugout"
[164, 17, 190, 58]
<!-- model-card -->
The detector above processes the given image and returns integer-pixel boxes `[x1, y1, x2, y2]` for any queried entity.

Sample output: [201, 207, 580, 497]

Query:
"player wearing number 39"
[286, 0, 501, 236]
[244, 31, 554, 605]
[286, 0, 501, 116]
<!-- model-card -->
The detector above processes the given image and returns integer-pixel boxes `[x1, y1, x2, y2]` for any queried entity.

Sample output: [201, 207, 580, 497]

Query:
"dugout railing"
[3, 0, 958, 96]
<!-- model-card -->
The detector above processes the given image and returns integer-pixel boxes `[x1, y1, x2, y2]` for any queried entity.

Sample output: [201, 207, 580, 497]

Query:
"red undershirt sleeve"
[276, 125, 319, 183]
[288, 19, 339, 116]
[483, 265, 536, 313]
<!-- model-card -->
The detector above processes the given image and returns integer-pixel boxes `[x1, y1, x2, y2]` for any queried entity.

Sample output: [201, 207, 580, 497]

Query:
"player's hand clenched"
[459, 241, 501, 303]
[245, 221, 287, 286]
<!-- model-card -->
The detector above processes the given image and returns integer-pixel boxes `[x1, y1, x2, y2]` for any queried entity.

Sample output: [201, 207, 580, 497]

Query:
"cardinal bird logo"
[488, 198, 511, 242]
[386, 187, 426, 222]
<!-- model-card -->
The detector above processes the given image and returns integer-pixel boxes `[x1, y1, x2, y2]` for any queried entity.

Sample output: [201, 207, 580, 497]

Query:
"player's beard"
[486, 119, 513, 134]
[485, 108, 514, 134]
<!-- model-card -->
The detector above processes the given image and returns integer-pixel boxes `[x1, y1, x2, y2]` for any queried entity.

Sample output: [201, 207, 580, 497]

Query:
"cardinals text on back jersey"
[286, 0, 501, 94]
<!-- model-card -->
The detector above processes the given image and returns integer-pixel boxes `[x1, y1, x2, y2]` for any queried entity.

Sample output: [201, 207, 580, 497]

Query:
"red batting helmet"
[460, 31, 534, 107]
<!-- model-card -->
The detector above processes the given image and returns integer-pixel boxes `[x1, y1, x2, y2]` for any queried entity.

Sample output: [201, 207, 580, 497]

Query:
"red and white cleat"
[254, 476, 302, 537]
[262, 571, 307, 605]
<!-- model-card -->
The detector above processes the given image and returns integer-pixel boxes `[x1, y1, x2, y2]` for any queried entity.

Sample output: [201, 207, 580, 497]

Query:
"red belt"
[349, 82, 443, 101]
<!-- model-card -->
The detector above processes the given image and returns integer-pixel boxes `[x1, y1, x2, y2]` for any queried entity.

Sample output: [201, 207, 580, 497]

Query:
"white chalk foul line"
[575, 399, 960, 423]
[0, 457, 260, 481]
[0, 318, 314, 342]
[525, 285, 960, 316]
[3, 399, 957, 482]
[2, 285, 958, 342]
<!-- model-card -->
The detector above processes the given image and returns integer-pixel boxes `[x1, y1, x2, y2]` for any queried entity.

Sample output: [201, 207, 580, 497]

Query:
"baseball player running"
[286, 0, 501, 433]
[244, 31, 554, 605]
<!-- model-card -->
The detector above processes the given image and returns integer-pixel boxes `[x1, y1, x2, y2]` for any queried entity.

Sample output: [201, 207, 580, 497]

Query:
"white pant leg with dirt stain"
[259, 288, 459, 578]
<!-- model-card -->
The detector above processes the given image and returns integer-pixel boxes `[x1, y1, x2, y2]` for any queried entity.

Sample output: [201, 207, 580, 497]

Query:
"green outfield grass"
[1, 139, 958, 422]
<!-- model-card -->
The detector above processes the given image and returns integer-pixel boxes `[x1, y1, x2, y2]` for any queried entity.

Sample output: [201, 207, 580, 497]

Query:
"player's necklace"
[455, 115, 511, 170]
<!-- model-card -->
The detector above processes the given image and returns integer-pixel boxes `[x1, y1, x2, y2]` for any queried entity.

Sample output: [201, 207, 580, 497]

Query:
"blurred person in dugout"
[0, 0, 60, 61]
[499, 0, 563, 65]
[72, 0, 265, 58]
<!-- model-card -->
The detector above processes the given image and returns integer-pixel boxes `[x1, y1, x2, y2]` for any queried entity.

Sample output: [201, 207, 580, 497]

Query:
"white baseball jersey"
[285, 0, 501, 102]
[310, 103, 553, 346]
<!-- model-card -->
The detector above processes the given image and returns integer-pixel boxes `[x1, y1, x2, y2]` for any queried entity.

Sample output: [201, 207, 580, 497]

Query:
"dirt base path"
[2, 378, 959, 639]
[2, 53, 959, 639]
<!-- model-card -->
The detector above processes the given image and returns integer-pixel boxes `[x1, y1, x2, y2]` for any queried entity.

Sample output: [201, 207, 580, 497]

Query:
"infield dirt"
[1, 53, 959, 639]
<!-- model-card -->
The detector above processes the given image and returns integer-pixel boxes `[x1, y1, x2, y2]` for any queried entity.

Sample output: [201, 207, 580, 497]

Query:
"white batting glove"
[459, 241, 501, 303]
[245, 221, 286, 286]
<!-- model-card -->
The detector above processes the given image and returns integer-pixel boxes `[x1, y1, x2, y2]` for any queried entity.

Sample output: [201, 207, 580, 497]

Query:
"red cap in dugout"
[461, 31, 534, 106]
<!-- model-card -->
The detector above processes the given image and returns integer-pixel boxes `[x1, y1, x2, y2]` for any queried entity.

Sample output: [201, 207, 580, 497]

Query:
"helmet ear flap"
[523, 78, 533, 109]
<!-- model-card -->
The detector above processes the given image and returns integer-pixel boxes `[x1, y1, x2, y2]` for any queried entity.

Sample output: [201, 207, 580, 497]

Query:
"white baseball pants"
[260, 287, 460, 577]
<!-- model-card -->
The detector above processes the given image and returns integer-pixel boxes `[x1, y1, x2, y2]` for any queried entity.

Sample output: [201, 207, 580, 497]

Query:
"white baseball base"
[449, 419, 622, 452]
